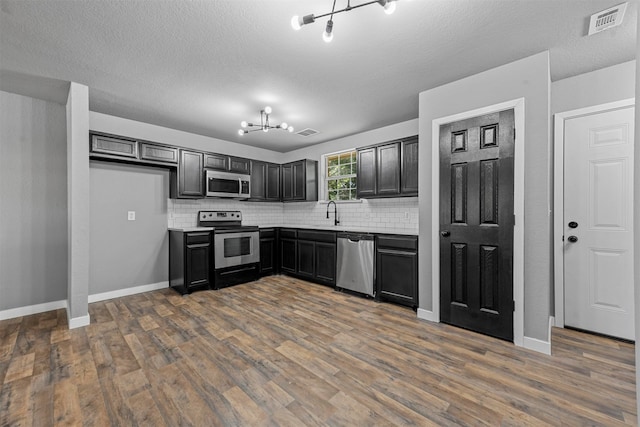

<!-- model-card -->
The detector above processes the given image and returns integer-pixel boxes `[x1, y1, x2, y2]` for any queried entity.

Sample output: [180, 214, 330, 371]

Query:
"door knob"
[567, 235, 578, 243]
[568, 221, 578, 229]
[441, 231, 450, 237]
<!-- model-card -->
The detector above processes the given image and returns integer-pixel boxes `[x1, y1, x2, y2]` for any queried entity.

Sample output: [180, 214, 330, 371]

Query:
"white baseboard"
[417, 308, 439, 322]
[0, 299, 67, 321]
[88, 281, 169, 303]
[68, 313, 90, 329]
[523, 336, 551, 355]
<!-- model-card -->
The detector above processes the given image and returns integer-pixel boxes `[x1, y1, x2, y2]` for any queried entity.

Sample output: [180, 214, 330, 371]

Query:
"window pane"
[337, 178, 348, 189]
[328, 179, 337, 190]
[328, 156, 339, 167]
[338, 190, 350, 200]
[339, 164, 351, 176]
[352, 161, 357, 174]
[350, 189, 357, 199]
[328, 165, 340, 177]
[328, 190, 337, 201]
[350, 177, 357, 189]
[339, 153, 351, 164]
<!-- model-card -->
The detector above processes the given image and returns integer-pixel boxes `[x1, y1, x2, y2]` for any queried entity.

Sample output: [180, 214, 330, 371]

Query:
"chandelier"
[238, 106, 294, 136]
[291, 0, 398, 43]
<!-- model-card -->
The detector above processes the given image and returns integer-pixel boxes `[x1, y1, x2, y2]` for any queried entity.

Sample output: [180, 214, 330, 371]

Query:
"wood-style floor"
[1, 276, 636, 426]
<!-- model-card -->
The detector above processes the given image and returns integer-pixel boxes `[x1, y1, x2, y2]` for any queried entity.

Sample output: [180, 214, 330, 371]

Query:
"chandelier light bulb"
[288, 127, 294, 133]
[384, 1, 396, 15]
[238, 129, 245, 136]
[281, 122, 288, 129]
[322, 20, 334, 43]
[240, 120, 247, 128]
[291, 15, 302, 30]
[264, 106, 272, 114]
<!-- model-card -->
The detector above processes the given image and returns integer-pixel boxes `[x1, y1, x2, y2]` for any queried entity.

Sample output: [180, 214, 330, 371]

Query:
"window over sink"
[325, 150, 357, 201]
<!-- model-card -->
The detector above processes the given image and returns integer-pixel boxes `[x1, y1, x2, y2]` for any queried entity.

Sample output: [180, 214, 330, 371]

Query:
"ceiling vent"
[588, 2, 627, 35]
[296, 128, 319, 137]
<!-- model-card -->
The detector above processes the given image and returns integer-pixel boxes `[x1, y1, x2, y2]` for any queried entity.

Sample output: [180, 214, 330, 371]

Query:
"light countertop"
[168, 227, 214, 232]
[256, 224, 418, 236]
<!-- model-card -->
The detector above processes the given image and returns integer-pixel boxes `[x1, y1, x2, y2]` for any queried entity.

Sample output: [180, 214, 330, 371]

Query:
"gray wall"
[0, 90, 68, 310]
[418, 52, 552, 341]
[89, 161, 169, 294]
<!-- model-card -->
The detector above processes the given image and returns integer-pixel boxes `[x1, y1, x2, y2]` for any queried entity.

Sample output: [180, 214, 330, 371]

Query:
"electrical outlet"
[128, 211, 136, 221]
[404, 212, 409, 219]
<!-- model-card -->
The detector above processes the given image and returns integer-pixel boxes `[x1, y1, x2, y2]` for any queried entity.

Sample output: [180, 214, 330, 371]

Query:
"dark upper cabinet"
[229, 156, 250, 174]
[204, 153, 251, 174]
[266, 163, 281, 200]
[204, 153, 228, 171]
[259, 228, 278, 276]
[376, 235, 418, 308]
[174, 149, 204, 198]
[282, 160, 318, 202]
[357, 136, 418, 199]
[139, 142, 178, 164]
[251, 161, 281, 201]
[401, 137, 419, 195]
[356, 147, 377, 198]
[376, 142, 401, 196]
[251, 161, 267, 200]
[90, 133, 138, 159]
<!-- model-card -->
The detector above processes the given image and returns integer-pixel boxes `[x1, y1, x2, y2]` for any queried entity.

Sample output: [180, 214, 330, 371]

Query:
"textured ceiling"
[0, 0, 637, 152]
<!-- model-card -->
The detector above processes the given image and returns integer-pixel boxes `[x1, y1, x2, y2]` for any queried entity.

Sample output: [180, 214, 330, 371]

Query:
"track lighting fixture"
[238, 107, 294, 136]
[291, 0, 398, 42]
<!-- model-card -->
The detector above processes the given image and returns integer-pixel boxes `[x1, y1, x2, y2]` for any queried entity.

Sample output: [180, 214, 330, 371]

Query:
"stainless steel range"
[198, 210, 260, 289]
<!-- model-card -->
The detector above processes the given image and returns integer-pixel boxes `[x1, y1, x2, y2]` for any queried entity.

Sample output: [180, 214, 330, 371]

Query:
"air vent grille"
[588, 2, 627, 35]
[297, 128, 319, 137]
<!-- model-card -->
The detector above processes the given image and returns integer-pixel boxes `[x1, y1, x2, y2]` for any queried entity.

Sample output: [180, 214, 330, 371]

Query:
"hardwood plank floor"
[0, 276, 636, 426]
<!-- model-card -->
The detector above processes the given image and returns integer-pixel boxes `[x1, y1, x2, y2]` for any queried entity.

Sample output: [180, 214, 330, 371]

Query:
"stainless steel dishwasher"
[336, 232, 375, 297]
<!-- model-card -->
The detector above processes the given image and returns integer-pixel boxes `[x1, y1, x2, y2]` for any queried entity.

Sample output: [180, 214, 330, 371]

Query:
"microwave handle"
[238, 178, 242, 194]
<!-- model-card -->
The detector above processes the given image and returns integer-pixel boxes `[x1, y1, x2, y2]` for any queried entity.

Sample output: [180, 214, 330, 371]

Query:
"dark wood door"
[292, 161, 305, 200]
[179, 150, 204, 198]
[251, 161, 266, 200]
[266, 163, 281, 201]
[260, 238, 275, 275]
[204, 153, 228, 171]
[280, 238, 297, 273]
[185, 243, 210, 289]
[314, 242, 336, 285]
[296, 240, 315, 278]
[281, 163, 293, 200]
[439, 109, 515, 341]
[401, 137, 419, 195]
[229, 156, 250, 174]
[356, 147, 376, 198]
[376, 142, 401, 196]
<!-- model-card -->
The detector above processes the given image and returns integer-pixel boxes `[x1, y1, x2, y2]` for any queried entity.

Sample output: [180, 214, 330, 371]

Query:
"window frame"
[321, 148, 360, 203]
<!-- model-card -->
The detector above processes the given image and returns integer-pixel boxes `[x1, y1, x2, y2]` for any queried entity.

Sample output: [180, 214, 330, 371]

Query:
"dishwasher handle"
[337, 233, 374, 243]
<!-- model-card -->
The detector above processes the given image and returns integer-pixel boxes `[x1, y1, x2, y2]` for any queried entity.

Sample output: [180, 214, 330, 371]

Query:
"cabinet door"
[140, 142, 178, 164]
[229, 157, 250, 174]
[357, 147, 376, 198]
[251, 161, 266, 200]
[186, 243, 210, 289]
[91, 134, 138, 159]
[401, 137, 419, 195]
[315, 242, 336, 285]
[377, 142, 401, 196]
[260, 237, 275, 275]
[292, 161, 306, 200]
[204, 153, 228, 171]
[266, 163, 281, 201]
[280, 238, 297, 273]
[377, 249, 417, 307]
[179, 150, 204, 198]
[281, 163, 293, 200]
[297, 240, 315, 278]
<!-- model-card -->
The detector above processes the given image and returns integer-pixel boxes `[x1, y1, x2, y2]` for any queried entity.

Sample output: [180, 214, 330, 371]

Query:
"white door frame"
[431, 98, 525, 347]
[553, 98, 635, 328]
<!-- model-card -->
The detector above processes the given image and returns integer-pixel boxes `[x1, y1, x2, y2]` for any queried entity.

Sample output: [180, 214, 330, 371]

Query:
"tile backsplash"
[168, 197, 418, 233]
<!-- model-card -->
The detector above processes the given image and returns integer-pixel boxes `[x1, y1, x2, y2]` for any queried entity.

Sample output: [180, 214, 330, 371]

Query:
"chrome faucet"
[326, 200, 340, 226]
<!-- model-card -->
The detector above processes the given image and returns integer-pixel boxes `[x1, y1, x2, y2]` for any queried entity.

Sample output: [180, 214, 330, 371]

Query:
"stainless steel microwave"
[205, 170, 251, 199]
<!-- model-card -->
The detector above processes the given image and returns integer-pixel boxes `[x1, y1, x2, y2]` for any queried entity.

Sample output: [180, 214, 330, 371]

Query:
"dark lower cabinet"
[376, 235, 418, 308]
[297, 240, 315, 279]
[280, 229, 297, 274]
[295, 230, 336, 287]
[259, 228, 278, 276]
[315, 242, 337, 285]
[169, 230, 211, 294]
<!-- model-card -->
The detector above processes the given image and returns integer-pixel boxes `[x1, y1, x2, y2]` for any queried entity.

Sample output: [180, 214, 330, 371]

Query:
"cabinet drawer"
[186, 232, 210, 245]
[140, 143, 178, 164]
[376, 235, 418, 251]
[280, 229, 297, 239]
[260, 228, 276, 239]
[298, 230, 336, 243]
[91, 134, 138, 158]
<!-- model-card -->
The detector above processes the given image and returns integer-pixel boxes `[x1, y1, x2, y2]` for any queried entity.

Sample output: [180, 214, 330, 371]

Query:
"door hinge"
[513, 300, 516, 312]
[513, 128, 516, 140]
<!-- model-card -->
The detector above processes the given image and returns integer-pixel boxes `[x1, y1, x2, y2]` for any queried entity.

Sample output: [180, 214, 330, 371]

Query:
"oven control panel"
[198, 210, 242, 223]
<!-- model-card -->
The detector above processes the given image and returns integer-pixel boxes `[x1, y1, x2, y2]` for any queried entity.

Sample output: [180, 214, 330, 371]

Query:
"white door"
[564, 106, 635, 341]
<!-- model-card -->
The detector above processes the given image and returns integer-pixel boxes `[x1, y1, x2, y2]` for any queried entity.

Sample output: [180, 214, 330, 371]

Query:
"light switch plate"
[128, 211, 136, 221]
